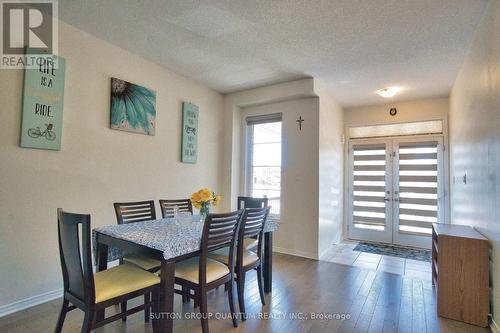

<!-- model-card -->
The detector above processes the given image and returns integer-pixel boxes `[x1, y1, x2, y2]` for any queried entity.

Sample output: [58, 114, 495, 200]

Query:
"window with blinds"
[352, 144, 388, 231]
[397, 141, 439, 234]
[246, 114, 282, 215]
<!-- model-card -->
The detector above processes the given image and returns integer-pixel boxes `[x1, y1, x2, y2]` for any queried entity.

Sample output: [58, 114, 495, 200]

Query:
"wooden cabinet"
[432, 223, 490, 327]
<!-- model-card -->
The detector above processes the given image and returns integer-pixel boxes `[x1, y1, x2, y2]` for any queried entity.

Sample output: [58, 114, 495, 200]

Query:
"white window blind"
[246, 117, 282, 215]
[398, 141, 439, 234]
[352, 143, 387, 230]
[246, 113, 282, 126]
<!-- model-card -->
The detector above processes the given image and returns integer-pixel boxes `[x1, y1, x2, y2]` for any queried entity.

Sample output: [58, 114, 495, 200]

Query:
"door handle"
[384, 198, 391, 202]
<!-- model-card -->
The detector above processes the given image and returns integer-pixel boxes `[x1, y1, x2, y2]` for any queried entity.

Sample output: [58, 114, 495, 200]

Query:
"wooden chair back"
[199, 210, 243, 285]
[159, 199, 193, 218]
[113, 200, 156, 224]
[237, 196, 268, 210]
[238, 207, 270, 261]
[57, 208, 95, 305]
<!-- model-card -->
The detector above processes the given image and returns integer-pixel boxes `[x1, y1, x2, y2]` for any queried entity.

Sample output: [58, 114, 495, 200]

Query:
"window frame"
[244, 114, 282, 200]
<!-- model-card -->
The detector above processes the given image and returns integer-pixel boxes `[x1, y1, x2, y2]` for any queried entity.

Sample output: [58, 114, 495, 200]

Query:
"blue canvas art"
[110, 77, 156, 135]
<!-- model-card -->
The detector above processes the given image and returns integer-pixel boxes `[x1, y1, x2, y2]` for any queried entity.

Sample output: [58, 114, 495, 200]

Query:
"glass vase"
[199, 202, 210, 222]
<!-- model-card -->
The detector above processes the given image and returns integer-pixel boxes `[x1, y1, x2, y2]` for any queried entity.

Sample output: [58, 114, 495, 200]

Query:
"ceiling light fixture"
[377, 87, 401, 98]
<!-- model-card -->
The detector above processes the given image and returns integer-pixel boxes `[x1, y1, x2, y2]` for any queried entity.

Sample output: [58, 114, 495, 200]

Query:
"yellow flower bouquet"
[190, 188, 221, 219]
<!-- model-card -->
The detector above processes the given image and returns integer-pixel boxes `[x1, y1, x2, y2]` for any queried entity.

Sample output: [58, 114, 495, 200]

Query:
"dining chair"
[174, 210, 243, 333]
[113, 200, 161, 322]
[159, 199, 193, 218]
[55, 209, 160, 333]
[209, 207, 270, 320]
[113, 201, 161, 272]
[236, 196, 269, 251]
[237, 196, 269, 210]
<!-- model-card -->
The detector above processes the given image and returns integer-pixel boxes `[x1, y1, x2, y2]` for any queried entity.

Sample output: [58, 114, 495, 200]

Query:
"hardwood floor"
[0, 253, 488, 333]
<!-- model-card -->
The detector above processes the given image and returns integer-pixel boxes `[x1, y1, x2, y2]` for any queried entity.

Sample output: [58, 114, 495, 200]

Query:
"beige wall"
[222, 79, 315, 211]
[222, 79, 344, 259]
[449, 0, 500, 323]
[0, 21, 224, 309]
[315, 80, 345, 255]
[344, 97, 449, 126]
[241, 98, 320, 258]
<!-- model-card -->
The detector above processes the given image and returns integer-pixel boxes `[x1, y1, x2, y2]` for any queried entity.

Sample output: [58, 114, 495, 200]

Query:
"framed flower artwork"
[110, 77, 156, 135]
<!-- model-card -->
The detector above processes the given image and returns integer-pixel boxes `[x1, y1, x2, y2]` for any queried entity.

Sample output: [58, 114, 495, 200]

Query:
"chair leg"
[182, 286, 188, 303]
[227, 281, 238, 327]
[55, 298, 69, 333]
[256, 265, 266, 306]
[81, 310, 94, 333]
[121, 301, 127, 322]
[152, 290, 160, 333]
[144, 292, 150, 323]
[194, 290, 199, 308]
[199, 290, 209, 333]
[237, 270, 246, 321]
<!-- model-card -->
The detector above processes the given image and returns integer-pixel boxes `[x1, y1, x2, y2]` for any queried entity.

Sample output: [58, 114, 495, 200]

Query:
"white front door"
[348, 139, 393, 243]
[348, 136, 444, 248]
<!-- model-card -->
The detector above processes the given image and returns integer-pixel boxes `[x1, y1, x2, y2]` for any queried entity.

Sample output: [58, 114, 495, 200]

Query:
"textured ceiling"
[59, 0, 488, 107]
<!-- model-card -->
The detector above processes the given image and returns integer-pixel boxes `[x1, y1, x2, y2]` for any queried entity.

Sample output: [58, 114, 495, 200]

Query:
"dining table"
[93, 213, 279, 333]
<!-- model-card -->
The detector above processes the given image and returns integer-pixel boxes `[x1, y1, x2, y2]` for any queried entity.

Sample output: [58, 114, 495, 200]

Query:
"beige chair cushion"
[209, 247, 259, 267]
[123, 254, 161, 271]
[243, 238, 258, 251]
[175, 257, 229, 284]
[94, 263, 160, 303]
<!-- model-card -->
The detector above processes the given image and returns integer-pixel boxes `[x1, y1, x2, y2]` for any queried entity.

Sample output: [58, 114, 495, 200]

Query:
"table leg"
[156, 260, 175, 333]
[95, 242, 108, 321]
[96, 242, 108, 272]
[263, 232, 273, 293]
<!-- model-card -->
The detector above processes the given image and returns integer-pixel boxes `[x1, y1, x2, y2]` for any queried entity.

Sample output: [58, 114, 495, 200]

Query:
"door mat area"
[353, 242, 431, 262]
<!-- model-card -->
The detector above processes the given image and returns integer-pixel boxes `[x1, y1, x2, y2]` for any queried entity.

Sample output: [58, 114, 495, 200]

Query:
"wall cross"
[296, 116, 304, 131]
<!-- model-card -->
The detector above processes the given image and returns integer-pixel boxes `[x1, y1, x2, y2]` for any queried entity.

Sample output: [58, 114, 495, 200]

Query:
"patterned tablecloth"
[93, 214, 279, 262]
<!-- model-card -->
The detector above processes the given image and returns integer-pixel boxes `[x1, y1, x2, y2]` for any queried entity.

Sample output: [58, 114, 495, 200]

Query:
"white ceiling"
[59, 0, 488, 107]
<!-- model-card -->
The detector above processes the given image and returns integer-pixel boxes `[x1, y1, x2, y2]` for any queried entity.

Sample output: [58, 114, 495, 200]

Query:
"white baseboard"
[0, 288, 63, 318]
[273, 246, 318, 260]
[318, 244, 337, 260]
[0, 260, 120, 318]
[491, 317, 500, 333]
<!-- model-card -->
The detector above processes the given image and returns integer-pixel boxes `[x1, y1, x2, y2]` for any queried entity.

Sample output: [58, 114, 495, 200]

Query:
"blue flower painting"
[110, 77, 156, 135]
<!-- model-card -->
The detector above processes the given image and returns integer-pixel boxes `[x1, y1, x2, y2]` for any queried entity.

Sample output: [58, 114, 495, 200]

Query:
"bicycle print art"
[27, 123, 56, 141]
[20, 55, 65, 150]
